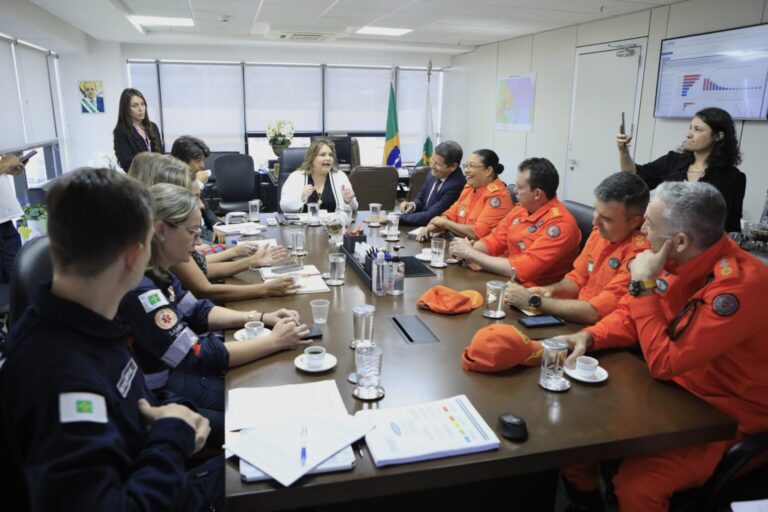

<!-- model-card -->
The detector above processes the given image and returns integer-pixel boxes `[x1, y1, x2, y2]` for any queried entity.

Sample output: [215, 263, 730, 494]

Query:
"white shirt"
[0, 175, 23, 224]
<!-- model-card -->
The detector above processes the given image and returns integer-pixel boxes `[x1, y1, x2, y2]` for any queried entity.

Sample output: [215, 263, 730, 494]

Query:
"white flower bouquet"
[267, 120, 294, 146]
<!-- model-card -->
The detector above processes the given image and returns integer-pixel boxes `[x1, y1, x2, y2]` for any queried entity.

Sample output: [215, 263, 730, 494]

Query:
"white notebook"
[357, 395, 500, 467]
[239, 445, 356, 482]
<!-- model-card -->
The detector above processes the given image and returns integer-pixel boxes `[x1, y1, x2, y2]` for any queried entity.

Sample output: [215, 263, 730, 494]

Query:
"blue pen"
[300, 426, 307, 466]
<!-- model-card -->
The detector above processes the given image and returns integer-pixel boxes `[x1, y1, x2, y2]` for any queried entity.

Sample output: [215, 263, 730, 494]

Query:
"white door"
[564, 39, 647, 205]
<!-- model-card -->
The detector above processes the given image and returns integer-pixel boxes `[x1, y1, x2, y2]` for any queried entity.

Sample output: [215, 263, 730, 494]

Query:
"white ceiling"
[28, 0, 683, 55]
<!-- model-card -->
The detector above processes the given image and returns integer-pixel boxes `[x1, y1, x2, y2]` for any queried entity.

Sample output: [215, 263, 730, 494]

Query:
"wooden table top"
[223, 215, 735, 511]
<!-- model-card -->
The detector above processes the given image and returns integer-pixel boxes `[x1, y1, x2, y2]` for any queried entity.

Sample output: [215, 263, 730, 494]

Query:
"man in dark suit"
[399, 140, 466, 226]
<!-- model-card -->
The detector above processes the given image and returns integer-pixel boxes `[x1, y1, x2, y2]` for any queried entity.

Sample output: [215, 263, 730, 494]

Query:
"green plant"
[21, 204, 47, 226]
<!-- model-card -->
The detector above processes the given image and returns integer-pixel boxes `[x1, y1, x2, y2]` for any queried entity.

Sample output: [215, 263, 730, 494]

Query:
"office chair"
[407, 166, 430, 202]
[563, 200, 595, 250]
[9, 235, 52, 327]
[349, 166, 399, 210]
[213, 154, 256, 214]
[668, 432, 768, 512]
[276, 147, 308, 213]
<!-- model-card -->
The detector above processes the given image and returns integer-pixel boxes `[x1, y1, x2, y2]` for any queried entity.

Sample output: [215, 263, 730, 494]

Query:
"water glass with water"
[288, 228, 306, 256]
[369, 203, 382, 227]
[327, 252, 345, 286]
[350, 304, 375, 349]
[539, 338, 570, 391]
[307, 202, 320, 225]
[431, 238, 446, 266]
[386, 212, 399, 236]
[248, 199, 262, 222]
[353, 343, 384, 400]
[482, 280, 507, 319]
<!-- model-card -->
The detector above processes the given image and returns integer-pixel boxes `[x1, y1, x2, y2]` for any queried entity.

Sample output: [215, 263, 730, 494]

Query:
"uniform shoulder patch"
[154, 308, 179, 330]
[487, 183, 498, 192]
[116, 358, 138, 398]
[138, 289, 169, 313]
[712, 293, 739, 316]
[489, 196, 501, 208]
[59, 392, 108, 424]
[550, 207, 561, 217]
[547, 225, 561, 238]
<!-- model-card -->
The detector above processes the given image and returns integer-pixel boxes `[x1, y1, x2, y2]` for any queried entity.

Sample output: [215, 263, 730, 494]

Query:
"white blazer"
[280, 169, 358, 213]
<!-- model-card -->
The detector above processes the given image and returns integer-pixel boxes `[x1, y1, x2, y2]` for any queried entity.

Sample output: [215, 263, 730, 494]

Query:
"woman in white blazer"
[280, 140, 358, 213]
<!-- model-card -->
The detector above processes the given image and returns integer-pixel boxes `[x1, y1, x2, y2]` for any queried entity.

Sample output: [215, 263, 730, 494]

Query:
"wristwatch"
[627, 278, 657, 297]
[528, 294, 542, 309]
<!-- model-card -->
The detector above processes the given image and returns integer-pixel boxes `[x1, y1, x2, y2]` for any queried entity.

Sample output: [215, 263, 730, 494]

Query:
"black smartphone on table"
[518, 315, 566, 328]
[301, 326, 323, 340]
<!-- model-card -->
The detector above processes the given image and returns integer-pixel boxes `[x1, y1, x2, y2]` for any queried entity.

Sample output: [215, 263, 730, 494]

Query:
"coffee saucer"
[564, 365, 608, 383]
[430, 262, 448, 268]
[414, 253, 432, 262]
[444, 258, 460, 264]
[234, 327, 272, 341]
[294, 353, 337, 372]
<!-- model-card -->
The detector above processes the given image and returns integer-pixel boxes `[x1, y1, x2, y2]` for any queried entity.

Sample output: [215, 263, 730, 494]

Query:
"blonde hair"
[298, 140, 337, 175]
[128, 153, 193, 190]
[146, 183, 200, 280]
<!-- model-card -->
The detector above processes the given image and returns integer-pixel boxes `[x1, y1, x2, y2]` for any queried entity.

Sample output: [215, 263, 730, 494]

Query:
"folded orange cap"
[461, 324, 543, 372]
[417, 286, 483, 315]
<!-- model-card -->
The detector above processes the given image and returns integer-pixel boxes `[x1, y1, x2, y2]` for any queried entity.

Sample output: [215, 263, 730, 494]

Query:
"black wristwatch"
[627, 278, 657, 297]
[528, 294, 542, 309]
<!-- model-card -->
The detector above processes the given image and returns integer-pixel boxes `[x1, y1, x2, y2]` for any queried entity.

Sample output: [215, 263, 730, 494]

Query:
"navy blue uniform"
[0, 285, 222, 511]
[119, 272, 229, 443]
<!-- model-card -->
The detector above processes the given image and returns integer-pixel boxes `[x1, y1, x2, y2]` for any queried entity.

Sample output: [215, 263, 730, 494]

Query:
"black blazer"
[113, 122, 164, 171]
[399, 168, 466, 226]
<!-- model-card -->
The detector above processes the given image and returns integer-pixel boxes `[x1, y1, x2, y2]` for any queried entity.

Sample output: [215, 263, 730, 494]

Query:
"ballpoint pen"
[300, 426, 307, 466]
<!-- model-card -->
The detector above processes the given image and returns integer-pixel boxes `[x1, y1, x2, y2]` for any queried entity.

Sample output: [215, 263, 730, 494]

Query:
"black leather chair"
[669, 432, 768, 512]
[277, 147, 308, 213]
[9, 235, 52, 327]
[407, 166, 430, 202]
[563, 200, 594, 250]
[349, 166, 399, 210]
[213, 154, 256, 214]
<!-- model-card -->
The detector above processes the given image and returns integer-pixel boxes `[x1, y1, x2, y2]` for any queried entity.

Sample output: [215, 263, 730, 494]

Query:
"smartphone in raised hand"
[20, 150, 38, 164]
[620, 112, 626, 135]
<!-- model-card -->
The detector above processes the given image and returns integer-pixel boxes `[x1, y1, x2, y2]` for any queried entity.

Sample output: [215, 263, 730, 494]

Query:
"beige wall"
[441, 0, 768, 222]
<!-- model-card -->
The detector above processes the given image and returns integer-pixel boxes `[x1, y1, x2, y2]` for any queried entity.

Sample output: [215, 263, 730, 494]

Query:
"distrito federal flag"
[416, 83, 434, 166]
[383, 82, 401, 168]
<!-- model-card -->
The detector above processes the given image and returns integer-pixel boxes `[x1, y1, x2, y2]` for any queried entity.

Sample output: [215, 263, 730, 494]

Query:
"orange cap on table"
[461, 324, 543, 372]
[417, 286, 484, 315]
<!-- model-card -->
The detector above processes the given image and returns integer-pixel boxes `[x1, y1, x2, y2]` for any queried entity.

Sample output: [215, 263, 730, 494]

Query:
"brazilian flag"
[383, 83, 401, 168]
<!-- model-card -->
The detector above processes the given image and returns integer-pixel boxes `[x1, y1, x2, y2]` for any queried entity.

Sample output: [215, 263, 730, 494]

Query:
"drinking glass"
[539, 338, 570, 391]
[307, 202, 320, 225]
[353, 344, 384, 400]
[327, 252, 346, 286]
[288, 228, 307, 257]
[482, 280, 507, 319]
[430, 238, 446, 267]
[350, 305, 375, 349]
[385, 212, 400, 237]
[248, 199, 262, 222]
[310, 299, 330, 325]
[322, 213, 345, 246]
[369, 203, 382, 227]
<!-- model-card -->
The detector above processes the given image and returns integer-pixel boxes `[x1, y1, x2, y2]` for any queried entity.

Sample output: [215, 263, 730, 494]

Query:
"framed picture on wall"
[79, 80, 105, 113]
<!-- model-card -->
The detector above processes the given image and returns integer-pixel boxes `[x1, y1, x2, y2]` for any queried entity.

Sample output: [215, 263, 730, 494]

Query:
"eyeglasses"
[168, 223, 202, 238]
[461, 163, 486, 170]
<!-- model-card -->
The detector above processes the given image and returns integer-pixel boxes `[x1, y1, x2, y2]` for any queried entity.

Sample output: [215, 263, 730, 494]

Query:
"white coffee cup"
[304, 345, 326, 369]
[576, 355, 598, 378]
[244, 320, 264, 338]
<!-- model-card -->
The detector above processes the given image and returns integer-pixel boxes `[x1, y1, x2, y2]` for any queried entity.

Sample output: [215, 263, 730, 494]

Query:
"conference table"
[223, 214, 735, 511]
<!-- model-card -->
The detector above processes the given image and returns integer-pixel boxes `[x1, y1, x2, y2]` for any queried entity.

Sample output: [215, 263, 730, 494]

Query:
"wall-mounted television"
[655, 23, 768, 120]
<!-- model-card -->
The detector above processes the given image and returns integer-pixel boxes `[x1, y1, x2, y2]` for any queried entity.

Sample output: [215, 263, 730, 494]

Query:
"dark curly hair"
[680, 107, 741, 171]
